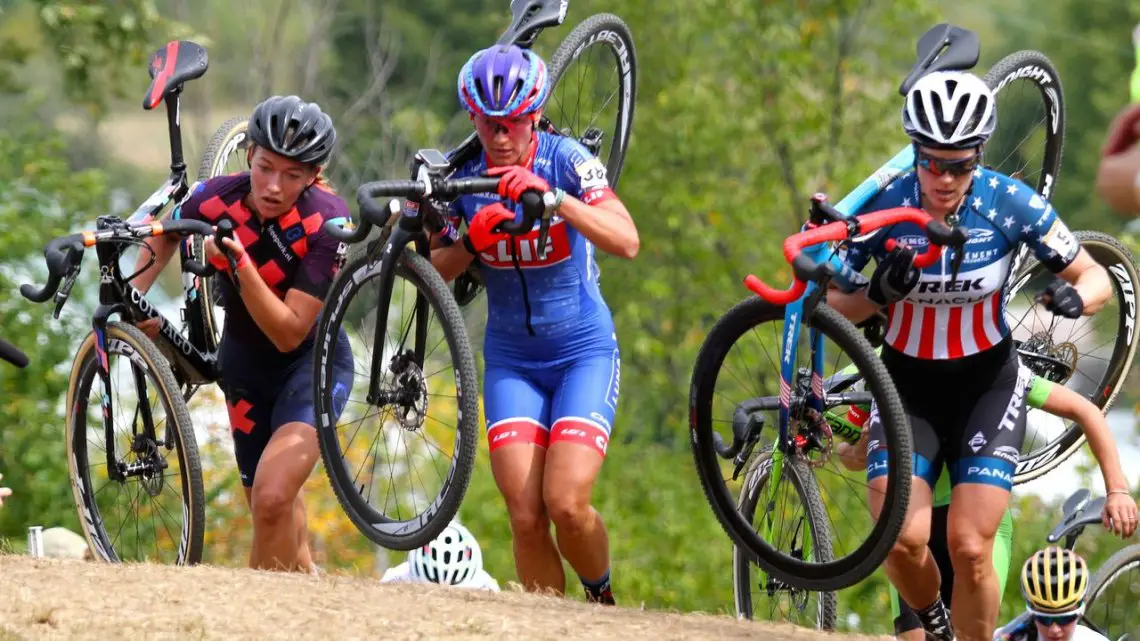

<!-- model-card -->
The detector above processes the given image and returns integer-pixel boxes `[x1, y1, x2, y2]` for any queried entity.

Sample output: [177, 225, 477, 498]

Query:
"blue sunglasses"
[1033, 612, 1081, 627]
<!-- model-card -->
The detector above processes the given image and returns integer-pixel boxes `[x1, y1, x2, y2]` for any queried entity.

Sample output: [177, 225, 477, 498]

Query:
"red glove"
[487, 165, 549, 202]
[464, 203, 516, 253]
[1102, 104, 1140, 157]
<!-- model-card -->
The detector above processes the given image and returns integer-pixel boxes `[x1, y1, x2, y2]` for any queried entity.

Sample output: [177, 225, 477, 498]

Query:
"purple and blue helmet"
[458, 45, 550, 118]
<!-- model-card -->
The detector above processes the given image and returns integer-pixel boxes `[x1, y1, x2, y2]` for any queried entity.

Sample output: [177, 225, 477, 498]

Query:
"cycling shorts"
[890, 503, 1014, 633]
[483, 345, 620, 458]
[218, 329, 353, 487]
[866, 336, 1030, 492]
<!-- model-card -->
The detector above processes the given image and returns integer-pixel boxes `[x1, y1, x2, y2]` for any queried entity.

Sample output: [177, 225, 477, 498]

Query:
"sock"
[580, 569, 614, 605]
[915, 596, 955, 641]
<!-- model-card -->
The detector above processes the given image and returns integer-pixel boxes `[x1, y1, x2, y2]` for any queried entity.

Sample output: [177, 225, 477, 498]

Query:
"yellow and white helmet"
[1020, 546, 1089, 614]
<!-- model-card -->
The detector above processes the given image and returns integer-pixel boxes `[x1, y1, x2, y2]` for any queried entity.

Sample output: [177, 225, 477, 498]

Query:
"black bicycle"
[310, 0, 637, 550]
[19, 39, 250, 565]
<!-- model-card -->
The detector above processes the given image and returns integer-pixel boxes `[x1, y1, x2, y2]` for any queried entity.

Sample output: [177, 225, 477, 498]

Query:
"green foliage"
[33, 0, 193, 119]
[0, 102, 109, 539]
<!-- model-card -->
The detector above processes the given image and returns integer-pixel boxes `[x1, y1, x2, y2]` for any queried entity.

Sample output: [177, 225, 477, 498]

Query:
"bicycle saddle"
[143, 40, 209, 110]
[1047, 489, 1106, 543]
[898, 23, 981, 96]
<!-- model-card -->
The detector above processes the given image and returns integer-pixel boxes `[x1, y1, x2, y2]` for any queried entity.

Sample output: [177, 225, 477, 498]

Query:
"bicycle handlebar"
[20, 218, 219, 303]
[327, 175, 546, 244]
[0, 337, 28, 368]
[745, 203, 969, 305]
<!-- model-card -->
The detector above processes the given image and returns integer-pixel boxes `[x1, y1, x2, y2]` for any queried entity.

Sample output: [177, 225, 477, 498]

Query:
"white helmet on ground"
[409, 520, 483, 586]
[902, 71, 996, 149]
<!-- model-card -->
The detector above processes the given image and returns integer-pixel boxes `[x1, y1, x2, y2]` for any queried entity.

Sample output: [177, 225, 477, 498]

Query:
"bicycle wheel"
[983, 50, 1065, 200]
[1004, 231, 1140, 484]
[1084, 543, 1140, 639]
[732, 451, 837, 629]
[313, 249, 479, 550]
[545, 13, 637, 189]
[65, 322, 204, 564]
[690, 298, 911, 591]
[189, 116, 251, 348]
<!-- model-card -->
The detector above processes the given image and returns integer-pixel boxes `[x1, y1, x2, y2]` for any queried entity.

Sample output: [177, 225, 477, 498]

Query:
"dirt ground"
[0, 555, 887, 641]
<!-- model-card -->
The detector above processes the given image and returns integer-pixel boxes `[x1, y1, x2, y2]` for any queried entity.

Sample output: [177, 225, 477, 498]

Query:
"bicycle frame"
[755, 142, 918, 581]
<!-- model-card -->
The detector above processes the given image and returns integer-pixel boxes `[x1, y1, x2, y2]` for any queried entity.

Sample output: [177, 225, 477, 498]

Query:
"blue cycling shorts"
[483, 345, 620, 458]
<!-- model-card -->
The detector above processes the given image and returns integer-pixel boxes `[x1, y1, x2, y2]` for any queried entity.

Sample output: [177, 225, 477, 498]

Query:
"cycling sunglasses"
[1033, 612, 1082, 627]
[916, 149, 982, 177]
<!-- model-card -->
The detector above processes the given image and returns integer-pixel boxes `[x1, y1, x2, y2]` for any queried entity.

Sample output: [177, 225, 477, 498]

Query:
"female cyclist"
[132, 95, 354, 573]
[829, 70, 1116, 641]
[838, 373, 1137, 639]
[428, 44, 639, 604]
[994, 547, 1110, 641]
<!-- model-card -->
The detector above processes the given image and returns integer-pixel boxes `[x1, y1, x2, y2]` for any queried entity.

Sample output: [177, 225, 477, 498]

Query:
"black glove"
[1037, 279, 1084, 319]
[866, 245, 920, 307]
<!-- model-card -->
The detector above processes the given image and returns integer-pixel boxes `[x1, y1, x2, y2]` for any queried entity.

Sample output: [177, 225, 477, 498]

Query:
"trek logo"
[966, 466, 1013, 484]
[916, 278, 984, 294]
[1109, 262, 1136, 346]
[783, 313, 797, 364]
[478, 221, 571, 268]
[998, 366, 1033, 432]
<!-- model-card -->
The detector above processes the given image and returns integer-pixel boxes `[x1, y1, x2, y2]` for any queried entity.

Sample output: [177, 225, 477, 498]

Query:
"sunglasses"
[916, 150, 982, 177]
[1033, 612, 1081, 627]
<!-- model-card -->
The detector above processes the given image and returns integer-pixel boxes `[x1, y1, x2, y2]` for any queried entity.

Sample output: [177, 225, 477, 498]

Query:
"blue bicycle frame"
[774, 143, 915, 441]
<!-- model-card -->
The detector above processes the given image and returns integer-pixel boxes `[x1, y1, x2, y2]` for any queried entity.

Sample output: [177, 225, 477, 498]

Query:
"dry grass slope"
[0, 555, 888, 640]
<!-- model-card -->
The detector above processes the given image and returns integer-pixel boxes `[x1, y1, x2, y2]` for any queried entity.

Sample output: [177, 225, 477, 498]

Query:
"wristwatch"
[542, 188, 565, 218]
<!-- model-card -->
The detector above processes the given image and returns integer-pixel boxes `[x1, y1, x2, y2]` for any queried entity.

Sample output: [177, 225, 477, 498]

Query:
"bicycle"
[1007, 488, 1140, 640]
[18, 39, 252, 565]
[308, 0, 639, 551]
[691, 192, 969, 595]
[710, 23, 1138, 620]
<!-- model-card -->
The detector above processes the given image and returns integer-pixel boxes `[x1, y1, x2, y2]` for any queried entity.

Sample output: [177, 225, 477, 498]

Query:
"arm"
[223, 243, 323, 353]
[558, 196, 639, 259]
[131, 234, 181, 294]
[1056, 248, 1113, 315]
[1037, 383, 1130, 495]
[826, 286, 881, 324]
[430, 243, 476, 283]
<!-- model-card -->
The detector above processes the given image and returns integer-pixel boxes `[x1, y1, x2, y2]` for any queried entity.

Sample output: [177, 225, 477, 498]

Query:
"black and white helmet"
[902, 71, 996, 150]
[248, 95, 336, 166]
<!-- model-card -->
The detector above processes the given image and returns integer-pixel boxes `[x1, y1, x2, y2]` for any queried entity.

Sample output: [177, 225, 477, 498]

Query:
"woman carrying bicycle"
[829, 70, 1117, 641]
[132, 95, 354, 573]
[427, 44, 639, 603]
[838, 373, 1136, 640]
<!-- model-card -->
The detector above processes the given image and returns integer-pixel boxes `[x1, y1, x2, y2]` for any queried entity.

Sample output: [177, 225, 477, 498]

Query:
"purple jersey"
[175, 173, 349, 355]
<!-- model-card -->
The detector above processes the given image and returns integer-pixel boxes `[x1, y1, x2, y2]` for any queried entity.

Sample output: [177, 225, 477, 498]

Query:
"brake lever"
[53, 267, 81, 320]
[536, 212, 553, 260]
[215, 221, 241, 294]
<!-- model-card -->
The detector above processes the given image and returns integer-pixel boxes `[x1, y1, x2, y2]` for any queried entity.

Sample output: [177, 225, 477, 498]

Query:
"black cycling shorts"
[218, 329, 353, 488]
[866, 336, 1029, 492]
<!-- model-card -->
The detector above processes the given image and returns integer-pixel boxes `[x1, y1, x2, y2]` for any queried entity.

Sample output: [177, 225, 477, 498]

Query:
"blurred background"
[1, 0, 1139, 634]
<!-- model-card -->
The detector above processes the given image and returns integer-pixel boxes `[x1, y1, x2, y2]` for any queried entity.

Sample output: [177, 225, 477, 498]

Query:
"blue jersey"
[441, 132, 619, 367]
[843, 168, 1079, 360]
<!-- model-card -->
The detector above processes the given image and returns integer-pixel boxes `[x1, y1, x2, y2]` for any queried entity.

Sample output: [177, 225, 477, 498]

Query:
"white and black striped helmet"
[902, 71, 996, 149]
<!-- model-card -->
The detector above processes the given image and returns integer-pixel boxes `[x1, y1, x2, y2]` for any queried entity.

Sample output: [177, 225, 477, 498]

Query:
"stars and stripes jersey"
[842, 168, 1079, 360]
[439, 132, 620, 366]
[174, 173, 350, 356]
